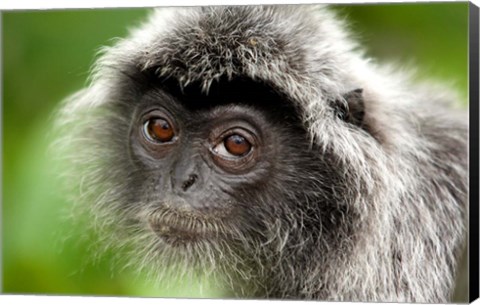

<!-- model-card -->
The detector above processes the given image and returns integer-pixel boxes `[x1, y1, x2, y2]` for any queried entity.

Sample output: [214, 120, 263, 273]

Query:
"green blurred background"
[2, 3, 469, 299]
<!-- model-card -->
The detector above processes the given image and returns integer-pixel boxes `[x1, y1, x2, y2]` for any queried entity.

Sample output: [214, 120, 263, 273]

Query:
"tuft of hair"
[54, 5, 468, 302]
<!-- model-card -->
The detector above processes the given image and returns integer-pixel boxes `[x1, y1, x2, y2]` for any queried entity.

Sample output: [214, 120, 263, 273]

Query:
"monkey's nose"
[171, 171, 199, 193]
[181, 174, 198, 192]
[170, 153, 202, 193]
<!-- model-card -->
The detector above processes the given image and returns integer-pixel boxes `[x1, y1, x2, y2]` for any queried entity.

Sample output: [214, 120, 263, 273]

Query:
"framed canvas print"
[2, 1, 478, 304]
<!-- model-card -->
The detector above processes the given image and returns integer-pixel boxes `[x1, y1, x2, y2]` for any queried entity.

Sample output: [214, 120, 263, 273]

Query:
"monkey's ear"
[334, 88, 365, 127]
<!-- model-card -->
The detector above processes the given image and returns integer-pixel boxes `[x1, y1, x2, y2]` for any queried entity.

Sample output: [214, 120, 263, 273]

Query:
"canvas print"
[3, 3, 470, 302]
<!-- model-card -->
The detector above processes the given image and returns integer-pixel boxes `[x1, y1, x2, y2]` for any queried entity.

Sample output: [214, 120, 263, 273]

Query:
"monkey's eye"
[224, 134, 252, 156]
[210, 126, 258, 173]
[213, 132, 253, 159]
[143, 117, 175, 143]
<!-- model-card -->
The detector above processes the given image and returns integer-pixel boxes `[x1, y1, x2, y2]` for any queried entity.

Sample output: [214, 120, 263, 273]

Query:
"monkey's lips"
[149, 222, 214, 245]
[147, 208, 228, 246]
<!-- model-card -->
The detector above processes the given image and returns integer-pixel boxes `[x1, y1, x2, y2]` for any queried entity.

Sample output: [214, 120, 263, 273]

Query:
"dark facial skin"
[126, 82, 310, 246]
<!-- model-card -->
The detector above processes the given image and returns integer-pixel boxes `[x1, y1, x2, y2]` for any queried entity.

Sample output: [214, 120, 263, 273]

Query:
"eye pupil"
[224, 134, 251, 156]
[145, 118, 174, 142]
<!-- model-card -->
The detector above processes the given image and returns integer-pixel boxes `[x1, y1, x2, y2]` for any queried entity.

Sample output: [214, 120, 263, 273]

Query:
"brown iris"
[224, 134, 251, 156]
[143, 117, 174, 142]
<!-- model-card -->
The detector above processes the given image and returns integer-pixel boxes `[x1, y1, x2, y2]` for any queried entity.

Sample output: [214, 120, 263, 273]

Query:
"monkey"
[55, 5, 469, 303]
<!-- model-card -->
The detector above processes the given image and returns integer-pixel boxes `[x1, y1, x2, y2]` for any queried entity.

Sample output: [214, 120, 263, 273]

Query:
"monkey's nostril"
[181, 174, 198, 191]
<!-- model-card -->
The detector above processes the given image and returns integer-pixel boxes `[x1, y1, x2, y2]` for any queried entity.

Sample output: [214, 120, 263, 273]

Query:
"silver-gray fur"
[56, 5, 468, 302]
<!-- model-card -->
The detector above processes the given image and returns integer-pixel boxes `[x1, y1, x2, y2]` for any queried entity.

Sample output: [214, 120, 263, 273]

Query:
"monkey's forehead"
[97, 5, 362, 106]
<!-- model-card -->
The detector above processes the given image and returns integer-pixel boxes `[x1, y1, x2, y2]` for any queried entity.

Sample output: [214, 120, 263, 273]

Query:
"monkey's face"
[129, 95, 273, 246]
[117, 80, 322, 251]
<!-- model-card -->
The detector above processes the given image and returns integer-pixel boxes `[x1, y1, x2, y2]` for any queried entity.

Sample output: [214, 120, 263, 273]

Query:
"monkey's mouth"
[149, 222, 211, 245]
[147, 208, 229, 246]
